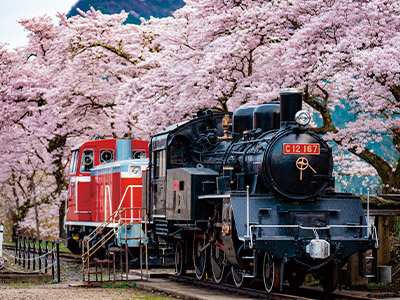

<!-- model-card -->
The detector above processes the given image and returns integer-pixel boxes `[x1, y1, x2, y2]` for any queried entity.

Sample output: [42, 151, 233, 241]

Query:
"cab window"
[170, 136, 189, 167]
[154, 150, 166, 178]
[100, 149, 114, 163]
[80, 149, 94, 172]
[69, 150, 79, 174]
[132, 150, 146, 159]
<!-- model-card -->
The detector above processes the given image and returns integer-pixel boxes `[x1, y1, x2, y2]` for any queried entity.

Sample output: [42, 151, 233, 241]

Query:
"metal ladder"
[359, 250, 377, 279]
[81, 207, 148, 283]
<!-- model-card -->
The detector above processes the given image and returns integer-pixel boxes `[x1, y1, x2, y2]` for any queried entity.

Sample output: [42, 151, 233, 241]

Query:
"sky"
[0, 0, 78, 49]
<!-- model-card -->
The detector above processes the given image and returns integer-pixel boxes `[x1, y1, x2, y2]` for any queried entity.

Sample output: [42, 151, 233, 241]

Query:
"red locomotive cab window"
[80, 149, 94, 173]
[132, 150, 146, 159]
[69, 150, 79, 174]
[100, 149, 114, 164]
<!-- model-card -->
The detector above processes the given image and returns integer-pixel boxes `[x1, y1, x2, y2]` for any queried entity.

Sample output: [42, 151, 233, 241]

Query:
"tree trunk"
[304, 86, 400, 194]
[48, 134, 68, 238]
[31, 181, 40, 241]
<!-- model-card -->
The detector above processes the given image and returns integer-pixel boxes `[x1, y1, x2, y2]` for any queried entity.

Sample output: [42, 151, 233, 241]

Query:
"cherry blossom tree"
[0, 42, 59, 239]
[1, 0, 399, 239]
[259, 0, 400, 193]
[0, 9, 161, 238]
[117, 0, 399, 193]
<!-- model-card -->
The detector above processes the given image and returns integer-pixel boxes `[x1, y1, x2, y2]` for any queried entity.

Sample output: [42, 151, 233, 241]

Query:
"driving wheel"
[211, 242, 227, 283]
[193, 233, 208, 280]
[175, 240, 186, 276]
[263, 252, 280, 293]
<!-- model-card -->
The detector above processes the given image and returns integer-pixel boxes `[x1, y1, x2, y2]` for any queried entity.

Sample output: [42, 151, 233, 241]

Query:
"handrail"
[81, 183, 149, 283]
[82, 208, 120, 245]
[116, 185, 143, 214]
[82, 207, 146, 258]
[82, 206, 148, 283]
[82, 222, 123, 258]
[247, 223, 379, 249]
[82, 185, 141, 248]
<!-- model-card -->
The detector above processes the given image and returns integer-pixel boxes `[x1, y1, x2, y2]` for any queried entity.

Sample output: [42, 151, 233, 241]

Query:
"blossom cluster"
[0, 0, 398, 238]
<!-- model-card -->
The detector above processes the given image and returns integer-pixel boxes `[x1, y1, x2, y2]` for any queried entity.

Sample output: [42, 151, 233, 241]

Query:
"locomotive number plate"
[283, 143, 320, 155]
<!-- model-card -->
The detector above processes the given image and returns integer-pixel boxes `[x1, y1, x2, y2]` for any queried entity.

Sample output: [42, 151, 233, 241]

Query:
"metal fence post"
[27, 237, 31, 270]
[38, 240, 42, 273]
[56, 242, 60, 282]
[45, 241, 48, 273]
[51, 241, 55, 280]
[0, 223, 3, 257]
[33, 238, 36, 271]
[23, 236, 26, 269]
[18, 236, 22, 265]
[14, 236, 18, 264]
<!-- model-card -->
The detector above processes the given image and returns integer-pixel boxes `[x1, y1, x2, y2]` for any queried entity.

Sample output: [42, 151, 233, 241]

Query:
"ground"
[1, 244, 400, 299]
[0, 250, 178, 300]
[0, 283, 177, 300]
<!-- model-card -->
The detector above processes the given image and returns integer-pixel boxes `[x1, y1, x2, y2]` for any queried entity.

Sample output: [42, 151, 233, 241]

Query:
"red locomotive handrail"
[81, 206, 148, 283]
[82, 207, 146, 258]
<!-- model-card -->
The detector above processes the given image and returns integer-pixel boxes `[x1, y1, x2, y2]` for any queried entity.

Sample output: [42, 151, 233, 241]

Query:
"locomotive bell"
[279, 88, 304, 128]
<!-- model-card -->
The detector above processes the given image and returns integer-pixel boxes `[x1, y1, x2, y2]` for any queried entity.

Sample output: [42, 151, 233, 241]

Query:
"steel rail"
[170, 274, 379, 300]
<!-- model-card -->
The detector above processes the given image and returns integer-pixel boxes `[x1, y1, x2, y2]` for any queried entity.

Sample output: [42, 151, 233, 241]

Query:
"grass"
[99, 282, 175, 300]
[367, 282, 399, 291]
[0, 279, 50, 286]
[3, 282, 36, 287]
[101, 282, 137, 288]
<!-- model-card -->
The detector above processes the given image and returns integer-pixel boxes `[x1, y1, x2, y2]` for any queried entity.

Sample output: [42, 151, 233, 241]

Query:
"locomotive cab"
[145, 114, 228, 221]
[67, 141, 115, 222]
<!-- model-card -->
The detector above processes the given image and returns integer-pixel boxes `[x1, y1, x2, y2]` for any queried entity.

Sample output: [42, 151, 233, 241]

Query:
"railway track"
[0, 245, 384, 299]
[171, 274, 379, 300]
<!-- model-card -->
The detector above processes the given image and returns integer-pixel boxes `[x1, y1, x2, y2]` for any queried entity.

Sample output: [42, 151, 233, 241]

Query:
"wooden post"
[376, 215, 391, 265]
[346, 253, 368, 288]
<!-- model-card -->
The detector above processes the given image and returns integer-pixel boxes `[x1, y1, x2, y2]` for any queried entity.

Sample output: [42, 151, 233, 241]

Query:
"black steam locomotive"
[143, 88, 378, 293]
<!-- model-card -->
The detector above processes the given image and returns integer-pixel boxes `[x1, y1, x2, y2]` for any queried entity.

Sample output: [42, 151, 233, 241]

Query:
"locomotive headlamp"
[130, 166, 141, 175]
[295, 110, 311, 126]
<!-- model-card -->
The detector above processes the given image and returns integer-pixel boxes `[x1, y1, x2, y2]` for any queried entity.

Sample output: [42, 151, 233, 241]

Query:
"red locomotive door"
[67, 150, 79, 221]
[75, 148, 95, 220]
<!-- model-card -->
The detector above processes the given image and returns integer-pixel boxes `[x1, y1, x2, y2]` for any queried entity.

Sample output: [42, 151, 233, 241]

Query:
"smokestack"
[279, 88, 304, 128]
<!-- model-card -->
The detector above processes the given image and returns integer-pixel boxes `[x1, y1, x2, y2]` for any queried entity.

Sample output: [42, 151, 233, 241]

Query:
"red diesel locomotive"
[65, 138, 148, 254]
